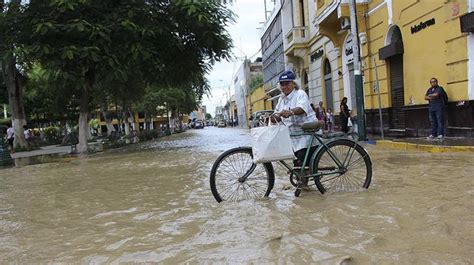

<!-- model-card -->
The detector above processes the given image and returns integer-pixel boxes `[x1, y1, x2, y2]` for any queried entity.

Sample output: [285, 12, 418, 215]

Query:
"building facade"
[233, 59, 263, 128]
[263, 0, 474, 137]
[260, 0, 287, 107]
[246, 85, 273, 127]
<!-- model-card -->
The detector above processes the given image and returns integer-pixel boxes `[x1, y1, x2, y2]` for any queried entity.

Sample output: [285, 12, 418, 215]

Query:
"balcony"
[285, 26, 309, 47]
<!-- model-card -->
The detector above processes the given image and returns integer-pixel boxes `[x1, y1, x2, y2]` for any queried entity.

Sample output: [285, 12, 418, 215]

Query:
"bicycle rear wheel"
[210, 147, 275, 203]
[311, 139, 372, 194]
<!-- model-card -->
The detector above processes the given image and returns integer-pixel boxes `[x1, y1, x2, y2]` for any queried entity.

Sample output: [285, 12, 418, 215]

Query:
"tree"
[0, 0, 27, 149]
[24, 64, 79, 124]
[0, 71, 8, 105]
[17, 0, 234, 153]
[205, 113, 212, 120]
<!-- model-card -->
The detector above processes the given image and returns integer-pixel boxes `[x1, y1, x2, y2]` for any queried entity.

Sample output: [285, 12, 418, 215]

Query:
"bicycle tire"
[311, 139, 372, 194]
[210, 147, 275, 203]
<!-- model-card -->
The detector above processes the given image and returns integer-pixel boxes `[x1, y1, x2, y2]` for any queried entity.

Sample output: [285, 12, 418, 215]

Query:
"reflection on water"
[0, 127, 472, 263]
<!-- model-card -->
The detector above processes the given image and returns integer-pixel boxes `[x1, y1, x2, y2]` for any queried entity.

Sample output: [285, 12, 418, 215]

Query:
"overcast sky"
[202, 0, 274, 117]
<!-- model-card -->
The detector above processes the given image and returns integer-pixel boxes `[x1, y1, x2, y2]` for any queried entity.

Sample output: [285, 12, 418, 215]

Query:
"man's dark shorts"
[7, 138, 14, 146]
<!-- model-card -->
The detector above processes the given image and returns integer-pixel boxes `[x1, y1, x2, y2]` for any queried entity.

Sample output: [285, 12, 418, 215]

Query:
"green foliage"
[0, 74, 8, 105]
[138, 85, 200, 117]
[24, 64, 79, 122]
[138, 129, 161, 141]
[20, 0, 234, 87]
[89, 118, 100, 130]
[205, 113, 212, 120]
[0, 118, 11, 127]
[43, 126, 62, 144]
[1, 0, 234, 137]
[249, 74, 263, 93]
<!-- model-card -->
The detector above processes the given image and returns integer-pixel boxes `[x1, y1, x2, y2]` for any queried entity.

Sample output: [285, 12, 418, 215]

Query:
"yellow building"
[246, 85, 273, 128]
[283, 0, 473, 137]
[96, 108, 188, 134]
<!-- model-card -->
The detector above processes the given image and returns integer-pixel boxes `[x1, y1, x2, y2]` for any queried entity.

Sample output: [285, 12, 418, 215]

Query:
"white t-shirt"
[275, 89, 317, 152]
[24, 129, 30, 139]
[7, 127, 14, 139]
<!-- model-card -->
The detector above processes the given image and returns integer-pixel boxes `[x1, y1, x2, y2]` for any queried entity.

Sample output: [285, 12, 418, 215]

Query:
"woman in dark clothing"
[340, 97, 351, 133]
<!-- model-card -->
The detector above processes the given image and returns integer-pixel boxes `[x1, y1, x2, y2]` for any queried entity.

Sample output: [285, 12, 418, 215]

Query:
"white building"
[233, 59, 263, 128]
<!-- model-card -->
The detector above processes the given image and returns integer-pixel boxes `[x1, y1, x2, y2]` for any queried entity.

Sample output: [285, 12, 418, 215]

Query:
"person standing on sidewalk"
[326, 108, 334, 132]
[425, 78, 445, 140]
[315, 101, 327, 131]
[340, 97, 351, 133]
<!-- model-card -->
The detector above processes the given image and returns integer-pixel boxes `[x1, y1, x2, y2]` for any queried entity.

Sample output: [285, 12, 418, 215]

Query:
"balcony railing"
[286, 26, 309, 47]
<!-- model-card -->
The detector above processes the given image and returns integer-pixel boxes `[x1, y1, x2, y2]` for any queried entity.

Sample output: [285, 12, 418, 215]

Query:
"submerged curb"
[374, 140, 474, 153]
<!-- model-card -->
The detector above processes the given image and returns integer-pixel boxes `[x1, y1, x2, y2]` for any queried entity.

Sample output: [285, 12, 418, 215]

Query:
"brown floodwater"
[0, 127, 472, 263]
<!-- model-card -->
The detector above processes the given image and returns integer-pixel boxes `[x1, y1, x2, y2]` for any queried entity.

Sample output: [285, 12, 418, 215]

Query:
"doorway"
[323, 59, 333, 112]
[387, 26, 405, 129]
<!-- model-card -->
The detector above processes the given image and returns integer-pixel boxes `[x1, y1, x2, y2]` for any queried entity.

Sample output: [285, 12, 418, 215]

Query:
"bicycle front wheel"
[210, 147, 275, 203]
[311, 139, 372, 194]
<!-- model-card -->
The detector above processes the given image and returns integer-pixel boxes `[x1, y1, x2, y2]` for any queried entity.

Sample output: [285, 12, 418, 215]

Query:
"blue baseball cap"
[279, 70, 296, 82]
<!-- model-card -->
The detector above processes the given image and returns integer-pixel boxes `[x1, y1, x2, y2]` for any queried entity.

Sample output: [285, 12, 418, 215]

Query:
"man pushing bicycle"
[272, 70, 324, 168]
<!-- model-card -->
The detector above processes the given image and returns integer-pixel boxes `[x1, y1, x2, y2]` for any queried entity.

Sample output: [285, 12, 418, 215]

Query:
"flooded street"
[0, 127, 473, 263]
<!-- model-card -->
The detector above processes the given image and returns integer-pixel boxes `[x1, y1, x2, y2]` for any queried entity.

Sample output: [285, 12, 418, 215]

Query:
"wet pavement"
[0, 127, 473, 263]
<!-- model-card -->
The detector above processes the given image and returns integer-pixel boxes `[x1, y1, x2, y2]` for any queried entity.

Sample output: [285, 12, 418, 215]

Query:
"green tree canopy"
[12, 0, 234, 152]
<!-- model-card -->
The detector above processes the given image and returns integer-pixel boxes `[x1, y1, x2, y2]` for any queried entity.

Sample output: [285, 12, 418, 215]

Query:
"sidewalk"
[10, 145, 73, 159]
[373, 137, 474, 153]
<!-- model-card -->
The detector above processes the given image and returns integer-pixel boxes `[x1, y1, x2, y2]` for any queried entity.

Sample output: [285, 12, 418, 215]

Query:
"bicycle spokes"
[314, 140, 371, 193]
[210, 147, 274, 202]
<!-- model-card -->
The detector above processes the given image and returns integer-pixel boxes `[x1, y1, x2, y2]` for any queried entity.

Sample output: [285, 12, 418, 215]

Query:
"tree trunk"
[128, 108, 135, 131]
[101, 104, 115, 136]
[123, 109, 130, 135]
[2, 57, 27, 149]
[124, 121, 130, 135]
[144, 112, 150, 131]
[77, 84, 90, 153]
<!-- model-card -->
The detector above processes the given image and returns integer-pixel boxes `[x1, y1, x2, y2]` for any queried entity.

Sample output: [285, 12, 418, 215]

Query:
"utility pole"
[349, 0, 367, 141]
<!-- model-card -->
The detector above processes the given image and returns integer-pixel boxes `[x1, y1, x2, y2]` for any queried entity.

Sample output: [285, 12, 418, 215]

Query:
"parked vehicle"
[250, 110, 274, 128]
[217, 121, 226, 128]
[194, 120, 204, 129]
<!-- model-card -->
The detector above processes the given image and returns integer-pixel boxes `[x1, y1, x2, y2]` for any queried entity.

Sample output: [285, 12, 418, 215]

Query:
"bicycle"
[209, 117, 372, 203]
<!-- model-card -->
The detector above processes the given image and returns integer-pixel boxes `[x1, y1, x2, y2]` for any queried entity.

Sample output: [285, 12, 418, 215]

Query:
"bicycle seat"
[301, 121, 324, 132]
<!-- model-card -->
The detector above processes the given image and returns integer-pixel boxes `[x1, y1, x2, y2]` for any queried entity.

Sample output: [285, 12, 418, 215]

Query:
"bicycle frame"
[278, 131, 359, 181]
[251, 114, 360, 182]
